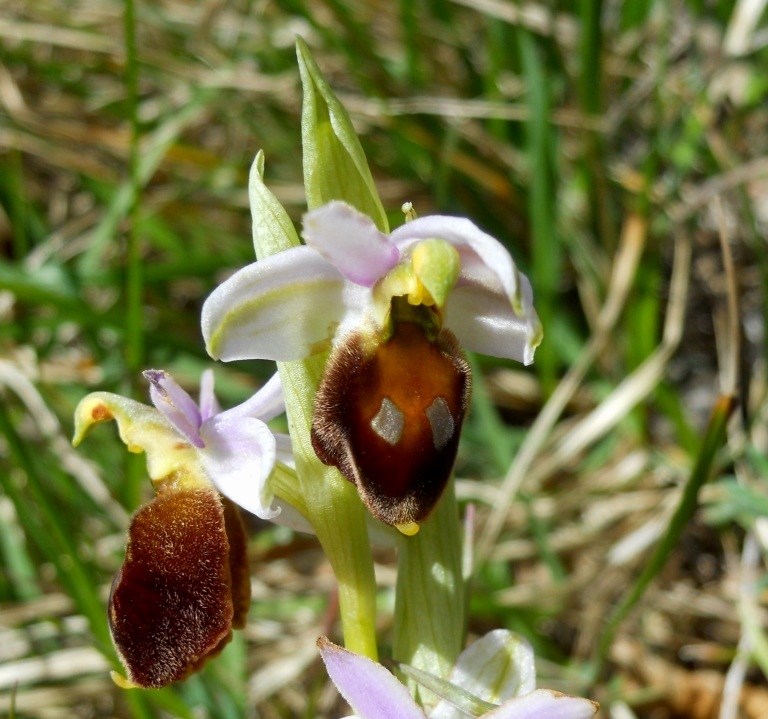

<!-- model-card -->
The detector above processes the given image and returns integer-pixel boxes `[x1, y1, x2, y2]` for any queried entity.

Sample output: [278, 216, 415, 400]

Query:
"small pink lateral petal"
[145, 370, 204, 448]
[303, 202, 399, 287]
[198, 369, 221, 422]
[318, 637, 426, 719]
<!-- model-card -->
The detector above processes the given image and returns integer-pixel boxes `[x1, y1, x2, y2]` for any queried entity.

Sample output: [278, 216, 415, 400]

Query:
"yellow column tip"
[395, 521, 420, 536]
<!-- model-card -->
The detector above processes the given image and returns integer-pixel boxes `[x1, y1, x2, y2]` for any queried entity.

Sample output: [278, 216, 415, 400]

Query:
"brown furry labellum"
[311, 320, 471, 529]
[108, 485, 250, 689]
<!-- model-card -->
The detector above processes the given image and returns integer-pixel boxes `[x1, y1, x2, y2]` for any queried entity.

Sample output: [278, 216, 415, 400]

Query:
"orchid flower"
[203, 200, 540, 367]
[318, 629, 598, 719]
[74, 369, 286, 520]
[73, 370, 288, 688]
[202, 201, 542, 532]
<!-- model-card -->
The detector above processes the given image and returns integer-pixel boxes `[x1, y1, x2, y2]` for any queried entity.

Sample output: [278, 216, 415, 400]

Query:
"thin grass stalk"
[121, 0, 148, 512]
[519, 29, 559, 397]
[123, 0, 143, 383]
[590, 392, 736, 680]
[398, 0, 424, 87]
[578, 0, 614, 251]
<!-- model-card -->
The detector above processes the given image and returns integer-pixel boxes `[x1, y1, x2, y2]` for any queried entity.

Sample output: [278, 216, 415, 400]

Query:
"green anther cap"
[411, 239, 461, 308]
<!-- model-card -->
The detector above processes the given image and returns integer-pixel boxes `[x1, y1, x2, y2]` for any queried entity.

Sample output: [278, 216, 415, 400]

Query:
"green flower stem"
[292, 39, 391, 660]
[249, 153, 378, 659]
[393, 478, 464, 686]
[278, 354, 379, 660]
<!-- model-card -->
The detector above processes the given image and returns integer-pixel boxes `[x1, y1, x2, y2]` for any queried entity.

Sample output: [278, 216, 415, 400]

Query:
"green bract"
[297, 37, 389, 232]
[250, 151, 301, 260]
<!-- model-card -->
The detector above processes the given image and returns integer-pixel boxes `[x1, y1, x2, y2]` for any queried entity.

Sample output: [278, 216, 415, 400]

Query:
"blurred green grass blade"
[519, 30, 559, 396]
[620, 0, 655, 30]
[398, 0, 425, 86]
[522, 493, 566, 583]
[0, 262, 82, 311]
[124, 0, 143, 380]
[323, 0, 390, 92]
[578, 0, 615, 251]
[655, 380, 698, 455]
[0, 497, 40, 601]
[0, 403, 112, 650]
[75, 94, 213, 279]
[466, 355, 516, 474]
[483, 19, 512, 140]
[177, 638, 246, 719]
[625, 260, 661, 434]
[0, 150, 42, 257]
[579, 0, 603, 117]
[590, 393, 736, 678]
[434, 123, 461, 210]
[127, 686, 195, 719]
[625, 262, 664, 371]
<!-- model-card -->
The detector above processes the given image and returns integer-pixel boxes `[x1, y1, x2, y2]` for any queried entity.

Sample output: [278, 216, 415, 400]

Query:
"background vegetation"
[1, 0, 768, 717]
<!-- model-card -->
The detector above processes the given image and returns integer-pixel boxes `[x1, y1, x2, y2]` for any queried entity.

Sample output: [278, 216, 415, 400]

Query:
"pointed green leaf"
[296, 37, 389, 233]
[249, 151, 301, 261]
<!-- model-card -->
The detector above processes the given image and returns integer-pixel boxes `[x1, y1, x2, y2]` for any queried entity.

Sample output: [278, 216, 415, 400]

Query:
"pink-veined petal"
[430, 630, 536, 719]
[202, 246, 351, 362]
[481, 689, 598, 719]
[318, 637, 426, 719]
[444, 281, 542, 365]
[144, 370, 204, 448]
[199, 415, 279, 519]
[198, 369, 221, 422]
[220, 372, 285, 422]
[303, 202, 399, 287]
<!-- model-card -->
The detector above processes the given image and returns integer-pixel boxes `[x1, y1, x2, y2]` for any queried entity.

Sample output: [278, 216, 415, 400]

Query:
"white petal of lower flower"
[391, 215, 521, 309]
[318, 637, 426, 719]
[445, 284, 541, 365]
[199, 415, 279, 519]
[304, 201, 399, 287]
[202, 246, 350, 362]
[430, 630, 536, 719]
[482, 689, 598, 719]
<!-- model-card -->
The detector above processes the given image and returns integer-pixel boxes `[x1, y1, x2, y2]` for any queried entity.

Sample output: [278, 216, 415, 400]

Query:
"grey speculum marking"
[425, 396, 454, 450]
[371, 397, 405, 446]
